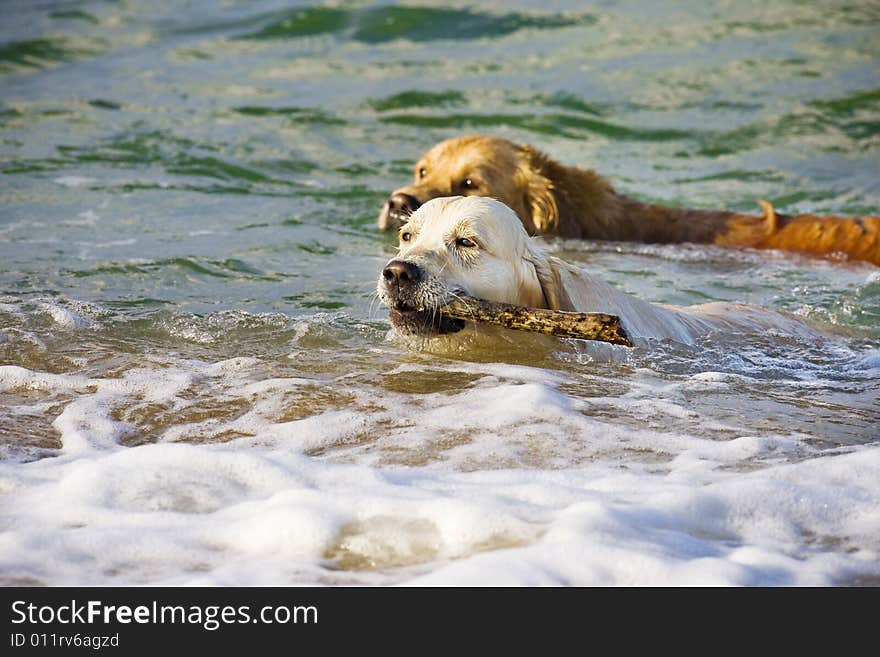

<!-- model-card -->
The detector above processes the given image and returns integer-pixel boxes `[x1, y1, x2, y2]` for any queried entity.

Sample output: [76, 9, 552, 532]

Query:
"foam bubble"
[38, 302, 96, 329]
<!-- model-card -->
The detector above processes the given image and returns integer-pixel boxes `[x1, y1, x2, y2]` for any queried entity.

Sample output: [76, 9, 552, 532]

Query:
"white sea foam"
[37, 302, 97, 329]
[52, 176, 97, 188]
[63, 210, 101, 226]
[1, 360, 878, 587]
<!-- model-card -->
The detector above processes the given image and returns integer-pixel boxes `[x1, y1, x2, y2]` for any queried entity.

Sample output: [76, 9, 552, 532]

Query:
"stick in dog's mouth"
[438, 295, 633, 347]
[388, 304, 466, 335]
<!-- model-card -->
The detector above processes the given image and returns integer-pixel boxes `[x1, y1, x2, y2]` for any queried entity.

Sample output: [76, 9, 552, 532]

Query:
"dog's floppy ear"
[514, 145, 560, 234]
[523, 245, 575, 311]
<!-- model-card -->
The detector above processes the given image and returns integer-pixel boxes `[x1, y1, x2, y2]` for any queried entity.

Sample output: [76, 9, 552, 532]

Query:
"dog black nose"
[382, 260, 422, 285]
[387, 193, 421, 216]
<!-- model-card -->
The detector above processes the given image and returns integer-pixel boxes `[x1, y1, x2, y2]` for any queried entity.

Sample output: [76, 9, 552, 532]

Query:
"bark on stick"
[440, 296, 633, 347]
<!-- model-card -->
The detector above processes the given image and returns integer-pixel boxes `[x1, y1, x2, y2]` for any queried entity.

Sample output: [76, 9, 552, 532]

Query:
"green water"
[1, 0, 879, 459]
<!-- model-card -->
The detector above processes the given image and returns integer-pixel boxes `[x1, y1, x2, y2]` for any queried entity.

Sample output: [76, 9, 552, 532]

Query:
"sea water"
[1, 0, 878, 585]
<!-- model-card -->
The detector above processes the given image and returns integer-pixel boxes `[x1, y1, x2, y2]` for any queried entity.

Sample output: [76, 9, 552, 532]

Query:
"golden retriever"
[378, 135, 880, 266]
[377, 196, 820, 345]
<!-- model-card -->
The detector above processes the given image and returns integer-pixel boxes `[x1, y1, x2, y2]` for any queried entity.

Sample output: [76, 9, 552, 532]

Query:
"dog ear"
[515, 145, 560, 234]
[524, 248, 575, 311]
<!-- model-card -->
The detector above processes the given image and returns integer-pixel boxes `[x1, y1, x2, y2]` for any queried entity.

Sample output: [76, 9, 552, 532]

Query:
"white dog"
[377, 196, 819, 345]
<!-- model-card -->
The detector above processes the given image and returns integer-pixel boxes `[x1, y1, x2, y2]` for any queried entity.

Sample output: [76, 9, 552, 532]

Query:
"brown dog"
[377, 135, 880, 266]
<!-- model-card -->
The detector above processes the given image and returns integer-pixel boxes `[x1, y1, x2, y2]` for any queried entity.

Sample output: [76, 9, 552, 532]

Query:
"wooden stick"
[440, 296, 633, 347]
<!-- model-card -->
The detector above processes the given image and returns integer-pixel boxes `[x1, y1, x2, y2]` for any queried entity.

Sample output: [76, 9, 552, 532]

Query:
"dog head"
[377, 196, 572, 337]
[377, 135, 558, 235]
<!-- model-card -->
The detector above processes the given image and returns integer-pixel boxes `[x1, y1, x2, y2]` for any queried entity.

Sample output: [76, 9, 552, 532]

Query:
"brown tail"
[612, 196, 880, 266]
[749, 201, 880, 265]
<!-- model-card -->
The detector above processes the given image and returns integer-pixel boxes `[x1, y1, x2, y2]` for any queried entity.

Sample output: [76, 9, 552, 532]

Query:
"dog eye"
[456, 237, 476, 248]
[400, 231, 412, 242]
[418, 168, 427, 178]
[462, 178, 477, 189]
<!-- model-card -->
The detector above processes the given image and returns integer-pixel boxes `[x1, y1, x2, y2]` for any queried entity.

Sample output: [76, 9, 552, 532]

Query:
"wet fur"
[378, 135, 880, 266]
[378, 196, 820, 345]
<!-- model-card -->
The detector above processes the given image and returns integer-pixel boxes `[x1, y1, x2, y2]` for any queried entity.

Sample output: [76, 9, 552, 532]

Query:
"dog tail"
[620, 196, 880, 265]
[751, 202, 880, 265]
